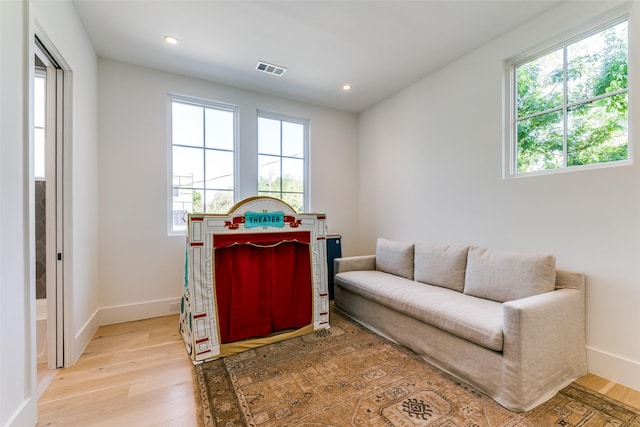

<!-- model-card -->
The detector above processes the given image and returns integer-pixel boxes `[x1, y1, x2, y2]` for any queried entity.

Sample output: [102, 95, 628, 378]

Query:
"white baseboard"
[71, 308, 100, 365]
[3, 396, 36, 427]
[98, 298, 182, 326]
[587, 346, 640, 391]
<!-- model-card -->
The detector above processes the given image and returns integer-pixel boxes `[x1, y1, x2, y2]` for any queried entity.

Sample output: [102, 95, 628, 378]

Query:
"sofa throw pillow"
[463, 246, 556, 303]
[414, 243, 469, 292]
[375, 238, 415, 280]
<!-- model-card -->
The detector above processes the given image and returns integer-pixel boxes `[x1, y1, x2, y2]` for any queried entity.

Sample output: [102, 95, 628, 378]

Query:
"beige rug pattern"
[194, 308, 640, 427]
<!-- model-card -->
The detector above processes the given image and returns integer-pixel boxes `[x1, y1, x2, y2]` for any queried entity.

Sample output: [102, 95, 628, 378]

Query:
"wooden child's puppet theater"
[179, 196, 331, 363]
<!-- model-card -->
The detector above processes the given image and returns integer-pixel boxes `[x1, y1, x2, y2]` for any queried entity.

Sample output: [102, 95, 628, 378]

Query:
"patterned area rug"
[193, 308, 640, 427]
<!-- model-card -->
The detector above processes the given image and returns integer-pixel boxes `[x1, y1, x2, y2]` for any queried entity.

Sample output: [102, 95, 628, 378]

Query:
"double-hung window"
[507, 17, 628, 176]
[170, 96, 237, 232]
[257, 112, 309, 212]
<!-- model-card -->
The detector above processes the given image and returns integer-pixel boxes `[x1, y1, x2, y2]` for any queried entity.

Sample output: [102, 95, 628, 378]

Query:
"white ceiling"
[71, 0, 563, 113]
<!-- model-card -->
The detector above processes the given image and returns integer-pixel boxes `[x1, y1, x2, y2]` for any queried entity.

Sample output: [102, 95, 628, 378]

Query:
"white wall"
[31, 0, 100, 365]
[0, 1, 36, 425]
[97, 59, 358, 323]
[358, 1, 640, 390]
[1, 0, 99, 423]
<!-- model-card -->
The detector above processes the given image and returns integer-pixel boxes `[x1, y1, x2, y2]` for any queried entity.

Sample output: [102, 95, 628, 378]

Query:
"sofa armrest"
[555, 269, 585, 291]
[334, 255, 376, 274]
[502, 288, 587, 410]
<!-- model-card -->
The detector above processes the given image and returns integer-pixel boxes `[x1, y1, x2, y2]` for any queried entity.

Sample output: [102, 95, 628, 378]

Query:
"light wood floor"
[37, 315, 198, 426]
[37, 314, 640, 426]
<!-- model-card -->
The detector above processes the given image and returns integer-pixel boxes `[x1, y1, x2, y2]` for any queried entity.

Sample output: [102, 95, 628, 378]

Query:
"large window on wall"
[257, 112, 309, 212]
[507, 17, 628, 177]
[170, 95, 237, 232]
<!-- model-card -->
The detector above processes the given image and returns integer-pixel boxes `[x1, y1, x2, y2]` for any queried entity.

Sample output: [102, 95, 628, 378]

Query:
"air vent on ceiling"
[256, 61, 287, 77]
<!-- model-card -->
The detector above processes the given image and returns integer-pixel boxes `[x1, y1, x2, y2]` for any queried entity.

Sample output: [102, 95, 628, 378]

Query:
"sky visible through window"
[34, 73, 46, 179]
[258, 116, 305, 212]
[171, 100, 235, 231]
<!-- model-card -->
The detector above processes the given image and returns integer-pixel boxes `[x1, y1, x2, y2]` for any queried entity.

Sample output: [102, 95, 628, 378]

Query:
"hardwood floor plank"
[607, 382, 640, 410]
[574, 373, 640, 410]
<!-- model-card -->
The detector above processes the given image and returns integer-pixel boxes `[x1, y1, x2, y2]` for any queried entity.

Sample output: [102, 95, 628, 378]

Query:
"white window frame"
[167, 94, 239, 235]
[504, 14, 631, 179]
[257, 110, 310, 212]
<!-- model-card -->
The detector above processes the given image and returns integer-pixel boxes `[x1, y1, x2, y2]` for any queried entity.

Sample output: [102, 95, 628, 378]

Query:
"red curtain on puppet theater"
[213, 231, 313, 343]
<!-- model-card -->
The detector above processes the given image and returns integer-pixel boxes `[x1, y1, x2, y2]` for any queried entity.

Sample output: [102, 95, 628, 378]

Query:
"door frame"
[34, 31, 66, 369]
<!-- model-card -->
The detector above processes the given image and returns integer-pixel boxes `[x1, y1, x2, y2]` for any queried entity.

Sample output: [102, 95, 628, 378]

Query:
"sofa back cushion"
[376, 238, 415, 280]
[414, 243, 469, 292]
[463, 246, 556, 302]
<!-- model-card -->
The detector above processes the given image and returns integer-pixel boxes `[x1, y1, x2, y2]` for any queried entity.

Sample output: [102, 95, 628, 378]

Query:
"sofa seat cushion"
[335, 271, 504, 351]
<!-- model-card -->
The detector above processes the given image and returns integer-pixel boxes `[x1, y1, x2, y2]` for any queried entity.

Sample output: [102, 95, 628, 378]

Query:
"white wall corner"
[98, 298, 182, 326]
[586, 346, 640, 392]
[70, 308, 100, 365]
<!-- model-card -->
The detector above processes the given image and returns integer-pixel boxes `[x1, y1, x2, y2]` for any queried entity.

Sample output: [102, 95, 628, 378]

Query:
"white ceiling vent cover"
[256, 61, 287, 76]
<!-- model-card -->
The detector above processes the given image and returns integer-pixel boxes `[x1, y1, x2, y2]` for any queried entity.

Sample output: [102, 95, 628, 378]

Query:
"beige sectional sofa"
[333, 238, 587, 412]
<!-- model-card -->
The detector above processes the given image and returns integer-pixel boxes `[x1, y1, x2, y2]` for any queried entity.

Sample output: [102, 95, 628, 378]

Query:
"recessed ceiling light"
[343, 84, 352, 91]
[164, 35, 179, 45]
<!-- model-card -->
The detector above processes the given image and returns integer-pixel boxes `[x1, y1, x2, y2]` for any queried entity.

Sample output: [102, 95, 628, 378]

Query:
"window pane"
[34, 74, 46, 178]
[258, 154, 281, 192]
[568, 22, 627, 104]
[567, 93, 628, 166]
[258, 117, 281, 155]
[511, 19, 628, 177]
[282, 157, 303, 192]
[282, 193, 303, 213]
[258, 191, 281, 199]
[517, 49, 563, 118]
[257, 113, 307, 210]
[172, 102, 203, 147]
[517, 111, 563, 173]
[173, 146, 204, 188]
[172, 188, 204, 229]
[171, 210, 187, 231]
[34, 75, 45, 128]
[204, 190, 234, 214]
[205, 108, 234, 150]
[205, 150, 233, 189]
[170, 97, 237, 233]
[282, 122, 304, 158]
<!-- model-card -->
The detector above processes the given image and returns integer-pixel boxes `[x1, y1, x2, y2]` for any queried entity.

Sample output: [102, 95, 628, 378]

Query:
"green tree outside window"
[515, 20, 628, 174]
